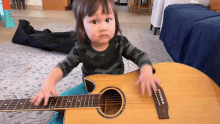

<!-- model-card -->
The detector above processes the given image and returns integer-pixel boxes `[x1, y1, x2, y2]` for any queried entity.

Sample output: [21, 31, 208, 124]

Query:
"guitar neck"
[0, 94, 100, 112]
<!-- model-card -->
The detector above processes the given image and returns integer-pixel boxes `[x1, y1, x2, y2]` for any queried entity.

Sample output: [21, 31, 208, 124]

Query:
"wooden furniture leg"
[12, 0, 16, 9]
[21, 0, 25, 9]
[132, 0, 137, 13]
[17, 0, 21, 9]
[138, 0, 140, 13]
[118, 0, 120, 5]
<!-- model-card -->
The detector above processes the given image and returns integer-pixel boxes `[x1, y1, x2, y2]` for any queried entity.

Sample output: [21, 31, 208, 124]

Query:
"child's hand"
[30, 80, 58, 106]
[134, 71, 161, 96]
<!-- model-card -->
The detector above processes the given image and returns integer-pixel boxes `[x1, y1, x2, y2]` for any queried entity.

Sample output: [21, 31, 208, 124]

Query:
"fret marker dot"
[78, 100, 80, 102]
[20, 103, 23, 105]
[51, 106, 54, 108]
[5, 104, 7, 105]
[69, 101, 71, 102]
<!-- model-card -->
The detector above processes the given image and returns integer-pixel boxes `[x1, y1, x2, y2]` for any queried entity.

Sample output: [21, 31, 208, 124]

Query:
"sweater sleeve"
[121, 36, 156, 74]
[56, 46, 81, 77]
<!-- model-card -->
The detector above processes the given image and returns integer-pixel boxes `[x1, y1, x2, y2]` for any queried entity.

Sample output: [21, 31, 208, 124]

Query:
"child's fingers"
[155, 77, 161, 85]
[44, 93, 50, 106]
[151, 79, 158, 93]
[141, 81, 146, 96]
[146, 81, 151, 96]
[35, 93, 44, 106]
[134, 80, 140, 86]
[52, 90, 58, 96]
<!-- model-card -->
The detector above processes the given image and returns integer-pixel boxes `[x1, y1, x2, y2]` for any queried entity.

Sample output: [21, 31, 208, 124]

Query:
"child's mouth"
[100, 35, 108, 38]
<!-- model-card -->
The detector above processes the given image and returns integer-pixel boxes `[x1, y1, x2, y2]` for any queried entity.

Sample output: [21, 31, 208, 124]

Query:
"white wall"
[9, 0, 42, 6]
[197, 0, 209, 6]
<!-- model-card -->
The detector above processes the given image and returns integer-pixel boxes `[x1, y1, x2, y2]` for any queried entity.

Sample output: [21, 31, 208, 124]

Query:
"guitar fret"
[0, 100, 4, 110]
[0, 100, 11, 110]
[92, 94, 94, 107]
[88, 94, 90, 107]
[29, 101, 33, 109]
[60, 96, 68, 108]
[70, 96, 74, 108]
[84, 95, 87, 107]
[22, 98, 28, 110]
[48, 97, 53, 109]
[6, 99, 18, 110]
[50, 97, 58, 109]
[65, 96, 71, 108]
[6, 100, 13, 110]
[42, 102, 45, 110]
[65, 96, 69, 108]
[60, 96, 64, 108]
[14, 99, 21, 110]
[22, 99, 31, 110]
[79, 95, 83, 107]
[75, 95, 78, 108]
[54, 96, 59, 108]
[0, 100, 4, 107]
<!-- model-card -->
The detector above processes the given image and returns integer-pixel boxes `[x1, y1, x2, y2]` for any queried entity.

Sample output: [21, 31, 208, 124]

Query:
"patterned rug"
[0, 23, 173, 124]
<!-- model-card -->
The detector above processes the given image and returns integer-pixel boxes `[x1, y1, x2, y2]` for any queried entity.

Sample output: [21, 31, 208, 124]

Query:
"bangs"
[83, 0, 114, 18]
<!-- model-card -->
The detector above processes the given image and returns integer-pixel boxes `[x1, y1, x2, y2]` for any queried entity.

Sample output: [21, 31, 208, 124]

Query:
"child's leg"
[48, 82, 89, 124]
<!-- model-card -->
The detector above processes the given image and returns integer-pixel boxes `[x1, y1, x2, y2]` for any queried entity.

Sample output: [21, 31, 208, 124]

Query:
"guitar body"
[64, 62, 220, 124]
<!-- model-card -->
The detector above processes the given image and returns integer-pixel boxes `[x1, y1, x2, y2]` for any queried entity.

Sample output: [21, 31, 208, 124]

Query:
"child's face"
[83, 5, 115, 45]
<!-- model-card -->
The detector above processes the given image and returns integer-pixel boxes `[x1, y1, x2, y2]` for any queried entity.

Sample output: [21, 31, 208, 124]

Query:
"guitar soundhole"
[99, 89, 123, 116]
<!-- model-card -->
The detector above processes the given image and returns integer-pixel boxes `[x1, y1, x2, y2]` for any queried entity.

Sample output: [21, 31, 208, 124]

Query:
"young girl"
[30, 0, 161, 123]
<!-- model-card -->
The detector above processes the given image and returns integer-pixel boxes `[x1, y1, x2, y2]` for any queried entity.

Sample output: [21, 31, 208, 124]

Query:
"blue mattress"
[160, 4, 220, 86]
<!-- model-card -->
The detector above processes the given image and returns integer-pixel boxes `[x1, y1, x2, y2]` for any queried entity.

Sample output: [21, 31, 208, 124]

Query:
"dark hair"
[72, 0, 122, 45]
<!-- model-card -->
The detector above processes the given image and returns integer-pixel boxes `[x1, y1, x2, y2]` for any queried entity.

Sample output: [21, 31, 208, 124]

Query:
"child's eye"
[106, 18, 111, 22]
[92, 20, 98, 24]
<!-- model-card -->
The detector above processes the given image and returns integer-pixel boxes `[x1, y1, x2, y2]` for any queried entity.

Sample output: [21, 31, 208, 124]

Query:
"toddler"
[30, 0, 161, 123]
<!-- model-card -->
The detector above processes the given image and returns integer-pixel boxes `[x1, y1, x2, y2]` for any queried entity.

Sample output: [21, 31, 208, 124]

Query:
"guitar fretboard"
[0, 94, 100, 112]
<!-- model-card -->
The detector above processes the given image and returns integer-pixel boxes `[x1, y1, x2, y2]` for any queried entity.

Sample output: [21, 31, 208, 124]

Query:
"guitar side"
[64, 62, 220, 124]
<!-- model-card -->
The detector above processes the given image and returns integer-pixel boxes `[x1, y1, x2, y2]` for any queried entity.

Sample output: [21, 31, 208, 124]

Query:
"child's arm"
[45, 67, 63, 85]
[30, 67, 63, 106]
[121, 36, 160, 96]
[121, 36, 155, 73]
[30, 46, 81, 106]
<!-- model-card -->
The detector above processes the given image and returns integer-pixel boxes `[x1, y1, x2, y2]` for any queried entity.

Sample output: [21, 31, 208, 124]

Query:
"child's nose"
[99, 22, 107, 31]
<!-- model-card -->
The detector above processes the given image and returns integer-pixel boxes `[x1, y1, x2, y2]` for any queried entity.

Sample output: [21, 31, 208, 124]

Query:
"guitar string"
[1, 102, 164, 110]
[1, 106, 166, 111]
[0, 99, 160, 107]
[0, 97, 161, 107]
[0, 101, 164, 109]
[0, 96, 165, 108]
[0, 92, 164, 102]
[0, 95, 163, 103]
[0, 93, 166, 109]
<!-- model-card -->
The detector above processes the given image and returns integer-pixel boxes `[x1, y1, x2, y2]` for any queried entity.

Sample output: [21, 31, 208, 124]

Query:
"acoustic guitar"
[0, 62, 220, 124]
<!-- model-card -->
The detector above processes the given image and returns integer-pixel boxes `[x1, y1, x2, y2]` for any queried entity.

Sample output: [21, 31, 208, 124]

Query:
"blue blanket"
[160, 4, 220, 86]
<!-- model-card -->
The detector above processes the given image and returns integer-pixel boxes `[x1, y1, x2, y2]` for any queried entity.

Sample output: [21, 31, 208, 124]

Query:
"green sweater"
[56, 35, 155, 81]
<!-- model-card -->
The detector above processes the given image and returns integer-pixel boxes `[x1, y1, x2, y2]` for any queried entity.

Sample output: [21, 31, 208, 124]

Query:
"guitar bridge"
[152, 84, 169, 119]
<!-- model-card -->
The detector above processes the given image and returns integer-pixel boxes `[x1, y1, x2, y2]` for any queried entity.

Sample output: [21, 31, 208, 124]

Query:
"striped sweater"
[56, 35, 155, 81]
